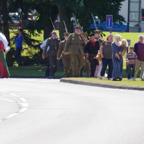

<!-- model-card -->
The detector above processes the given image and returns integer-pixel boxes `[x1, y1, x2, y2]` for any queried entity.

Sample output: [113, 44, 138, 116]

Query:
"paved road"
[0, 78, 144, 144]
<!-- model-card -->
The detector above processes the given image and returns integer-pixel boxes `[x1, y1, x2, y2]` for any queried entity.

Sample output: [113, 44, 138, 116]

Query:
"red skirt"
[0, 57, 9, 78]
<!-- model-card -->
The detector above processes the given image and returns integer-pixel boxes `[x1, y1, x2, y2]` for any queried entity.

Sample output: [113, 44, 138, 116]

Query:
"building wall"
[119, 0, 144, 32]
[119, 0, 128, 23]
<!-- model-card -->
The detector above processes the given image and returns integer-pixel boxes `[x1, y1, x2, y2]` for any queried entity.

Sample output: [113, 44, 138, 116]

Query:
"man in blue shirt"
[13, 29, 24, 66]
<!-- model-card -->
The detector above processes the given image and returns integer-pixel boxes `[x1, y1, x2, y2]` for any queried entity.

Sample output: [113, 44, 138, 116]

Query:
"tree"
[0, 0, 10, 41]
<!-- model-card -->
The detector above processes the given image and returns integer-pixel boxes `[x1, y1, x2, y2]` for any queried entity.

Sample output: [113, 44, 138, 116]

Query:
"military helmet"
[94, 29, 101, 34]
[74, 25, 81, 29]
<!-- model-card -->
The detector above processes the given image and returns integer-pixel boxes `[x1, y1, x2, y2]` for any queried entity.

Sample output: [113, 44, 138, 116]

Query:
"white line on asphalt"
[10, 93, 19, 97]
[20, 98, 27, 103]
[19, 108, 28, 113]
[0, 98, 15, 103]
[0, 91, 29, 123]
[5, 113, 19, 119]
[19, 103, 29, 108]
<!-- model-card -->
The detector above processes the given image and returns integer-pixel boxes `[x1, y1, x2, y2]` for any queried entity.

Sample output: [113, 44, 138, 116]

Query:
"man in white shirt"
[40, 33, 52, 78]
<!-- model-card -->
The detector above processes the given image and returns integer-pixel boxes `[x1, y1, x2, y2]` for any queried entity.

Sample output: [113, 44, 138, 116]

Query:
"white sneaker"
[132, 78, 136, 81]
[128, 79, 131, 81]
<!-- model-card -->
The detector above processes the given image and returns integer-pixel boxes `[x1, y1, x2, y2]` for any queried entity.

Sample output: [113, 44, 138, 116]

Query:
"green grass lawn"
[9, 65, 141, 78]
[9, 65, 63, 76]
[65, 78, 144, 88]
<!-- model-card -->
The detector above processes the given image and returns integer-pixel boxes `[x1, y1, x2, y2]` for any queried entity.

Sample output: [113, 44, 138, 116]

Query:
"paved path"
[0, 78, 144, 144]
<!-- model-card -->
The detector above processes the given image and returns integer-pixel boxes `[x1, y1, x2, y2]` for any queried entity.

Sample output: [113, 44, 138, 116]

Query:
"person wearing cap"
[57, 33, 72, 77]
[43, 31, 60, 78]
[94, 29, 104, 47]
[84, 33, 99, 77]
[64, 25, 85, 77]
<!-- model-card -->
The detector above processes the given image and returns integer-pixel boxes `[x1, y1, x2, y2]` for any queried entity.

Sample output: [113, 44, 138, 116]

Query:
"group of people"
[0, 26, 144, 81]
[41, 25, 144, 81]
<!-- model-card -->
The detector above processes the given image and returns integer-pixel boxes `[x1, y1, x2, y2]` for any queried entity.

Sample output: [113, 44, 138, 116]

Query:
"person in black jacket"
[84, 33, 99, 77]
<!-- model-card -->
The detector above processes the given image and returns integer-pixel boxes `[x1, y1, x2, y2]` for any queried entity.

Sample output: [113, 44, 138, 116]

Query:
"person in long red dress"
[0, 34, 10, 78]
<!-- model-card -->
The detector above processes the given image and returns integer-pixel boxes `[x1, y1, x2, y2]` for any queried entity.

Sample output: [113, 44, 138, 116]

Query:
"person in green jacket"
[57, 33, 72, 77]
[64, 26, 85, 77]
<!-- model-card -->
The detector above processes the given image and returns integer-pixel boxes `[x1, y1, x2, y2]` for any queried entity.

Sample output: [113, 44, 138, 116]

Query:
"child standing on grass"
[126, 46, 137, 81]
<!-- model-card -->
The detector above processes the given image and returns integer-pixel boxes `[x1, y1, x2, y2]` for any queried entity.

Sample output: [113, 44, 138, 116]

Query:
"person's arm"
[40, 39, 48, 50]
[134, 43, 138, 54]
[57, 42, 63, 59]
[100, 45, 104, 58]
[43, 39, 49, 57]
[135, 53, 138, 63]
[64, 35, 71, 54]
[84, 42, 89, 58]
[100, 41, 105, 58]
[84, 42, 89, 54]
[15, 35, 23, 43]
[112, 43, 120, 59]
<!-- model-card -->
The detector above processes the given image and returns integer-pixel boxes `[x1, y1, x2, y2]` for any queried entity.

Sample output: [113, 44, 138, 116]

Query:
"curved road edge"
[60, 78, 144, 91]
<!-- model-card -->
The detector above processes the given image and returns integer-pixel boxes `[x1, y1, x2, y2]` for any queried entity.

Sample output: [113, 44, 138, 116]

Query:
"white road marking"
[19, 103, 29, 108]
[5, 113, 19, 119]
[10, 93, 19, 97]
[0, 91, 29, 123]
[20, 98, 27, 103]
[0, 98, 14, 103]
[19, 108, 28, 113]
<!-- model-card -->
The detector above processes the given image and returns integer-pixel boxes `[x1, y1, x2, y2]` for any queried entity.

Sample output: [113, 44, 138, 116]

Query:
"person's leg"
[100, 58, 108, 77]
[71, 54, 79, 77]
[17, 48, 22, 66]
[53, 55, 58, 76]
[78, 54, 85, 77]
[134, 59, 141, 78]
[68, 56, 72, 77]
[91, 59, 96, 77]
[80, 66, 84, 77]
[49, 56, 55, 77]
[45, 58, 50, 77]
[108, 59, 113, 79]
[132, 64, 135, 78]
[127, 65, 131, 79]
[140, 61, 144, 79]
[120, 57, 123, 75]
[62, 57, 69, 77]
[14, 49, 18, 64]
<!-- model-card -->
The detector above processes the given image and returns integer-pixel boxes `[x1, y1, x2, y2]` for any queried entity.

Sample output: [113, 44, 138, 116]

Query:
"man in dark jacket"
[84, 33, 99, 77]
[43, 31, 60, 78]
[134, 35, 144, 80]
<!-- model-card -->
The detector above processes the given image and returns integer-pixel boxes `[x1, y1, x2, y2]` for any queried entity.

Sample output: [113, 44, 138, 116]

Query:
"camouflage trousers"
[71, 54, 85, 77]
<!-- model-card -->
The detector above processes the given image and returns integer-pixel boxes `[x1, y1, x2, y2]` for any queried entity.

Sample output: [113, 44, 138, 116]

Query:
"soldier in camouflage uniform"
[43, 31, 60, 78]
[57, 33, 72, 77]
[64, 26, 85, 77]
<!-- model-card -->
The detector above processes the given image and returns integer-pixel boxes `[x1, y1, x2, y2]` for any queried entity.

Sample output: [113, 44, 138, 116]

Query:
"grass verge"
[64, 78, 144, 88]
